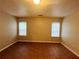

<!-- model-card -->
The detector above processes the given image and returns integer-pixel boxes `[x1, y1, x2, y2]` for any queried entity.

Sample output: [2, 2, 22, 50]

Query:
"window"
[19, 22, 27, 36]
[51, 22, 60, 37]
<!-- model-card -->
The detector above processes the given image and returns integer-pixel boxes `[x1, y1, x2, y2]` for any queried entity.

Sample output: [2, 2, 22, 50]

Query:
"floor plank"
[0, 42, 79, 59]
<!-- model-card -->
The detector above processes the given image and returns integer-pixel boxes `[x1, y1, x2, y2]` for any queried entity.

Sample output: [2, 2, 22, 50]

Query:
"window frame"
[51, 22, 61, 37]
[17, 20, 27, 37]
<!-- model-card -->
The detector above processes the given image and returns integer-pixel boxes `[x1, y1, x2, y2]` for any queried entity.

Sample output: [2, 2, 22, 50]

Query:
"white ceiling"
[0, 0, 79, 17]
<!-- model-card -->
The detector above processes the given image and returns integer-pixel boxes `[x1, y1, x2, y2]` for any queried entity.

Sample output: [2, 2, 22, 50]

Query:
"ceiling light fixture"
[33, 0, 40, 5]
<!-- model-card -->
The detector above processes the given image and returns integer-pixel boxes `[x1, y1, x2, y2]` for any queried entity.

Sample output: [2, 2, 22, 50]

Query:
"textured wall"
[0, 11, 17, 50]
[62, 11, 79, 54]
[18, 17, 62, 42]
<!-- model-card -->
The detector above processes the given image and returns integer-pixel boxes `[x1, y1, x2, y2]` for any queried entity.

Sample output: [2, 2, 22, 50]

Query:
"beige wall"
[0, 11, 17, 50]
[62, 11, 79, 54]
[18, 17, 62, 42]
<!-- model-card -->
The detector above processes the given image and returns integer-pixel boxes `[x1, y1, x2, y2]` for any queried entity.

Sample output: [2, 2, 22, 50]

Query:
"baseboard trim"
[18, 40, 61, 43]
[61, 42, 79, 57]
[0, 41, 17, 52]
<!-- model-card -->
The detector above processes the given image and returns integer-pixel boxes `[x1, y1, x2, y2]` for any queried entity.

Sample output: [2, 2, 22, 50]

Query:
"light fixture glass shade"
[33, 0, 40, 5]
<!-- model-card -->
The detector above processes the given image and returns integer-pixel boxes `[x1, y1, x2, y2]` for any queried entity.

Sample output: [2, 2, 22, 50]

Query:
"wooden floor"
[0, 42, 79, 59]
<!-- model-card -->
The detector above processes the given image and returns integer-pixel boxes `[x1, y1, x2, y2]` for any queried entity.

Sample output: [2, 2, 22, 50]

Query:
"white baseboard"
[18, 40, 61, 43]
[0, 41, 17, 52]
[61, 42, 79, 57]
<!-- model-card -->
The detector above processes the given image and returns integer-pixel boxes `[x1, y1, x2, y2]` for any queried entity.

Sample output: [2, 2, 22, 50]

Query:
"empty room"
[0, 0, 79, 59]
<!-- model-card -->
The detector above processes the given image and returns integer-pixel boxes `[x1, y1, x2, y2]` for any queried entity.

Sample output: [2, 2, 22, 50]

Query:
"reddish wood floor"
[0, 42, 79, 59]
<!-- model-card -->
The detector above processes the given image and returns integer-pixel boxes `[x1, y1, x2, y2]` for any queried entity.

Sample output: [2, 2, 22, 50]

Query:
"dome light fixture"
[33, 0, 40, 5]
